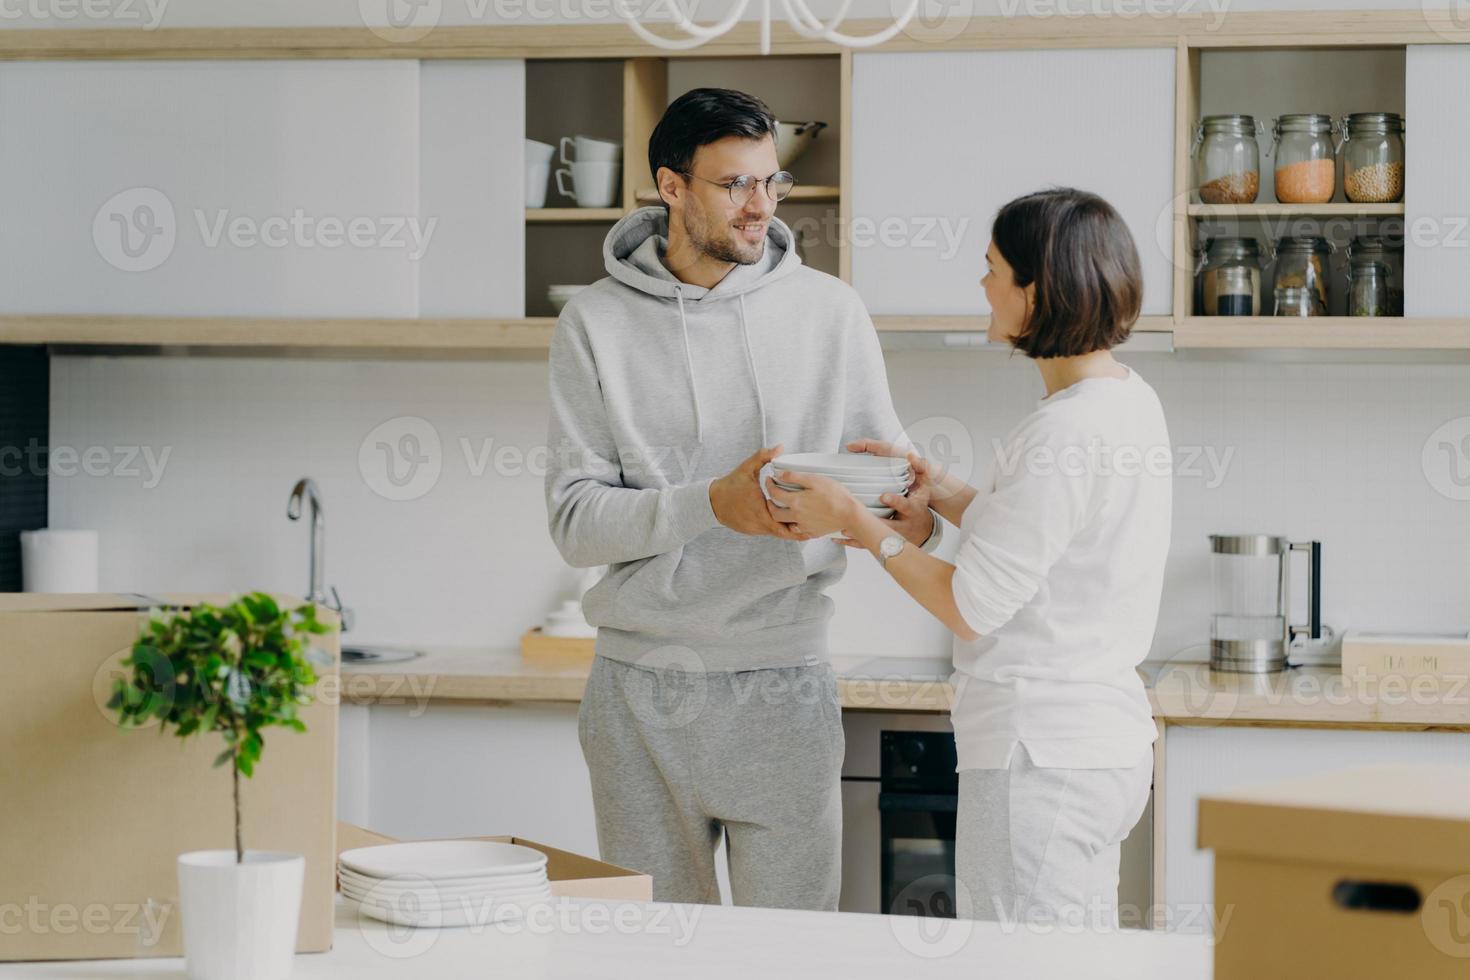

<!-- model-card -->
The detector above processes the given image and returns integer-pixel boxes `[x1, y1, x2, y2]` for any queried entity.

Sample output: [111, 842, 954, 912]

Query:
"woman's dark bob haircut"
[991, 188, 1144, 359]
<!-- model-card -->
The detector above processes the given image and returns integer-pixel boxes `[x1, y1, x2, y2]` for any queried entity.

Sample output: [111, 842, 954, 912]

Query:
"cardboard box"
[336, 822, 652, 901]
[1200, 764, 1470, 979]
[1342, 631, 1470, 683]
[0, 593, 340, 961]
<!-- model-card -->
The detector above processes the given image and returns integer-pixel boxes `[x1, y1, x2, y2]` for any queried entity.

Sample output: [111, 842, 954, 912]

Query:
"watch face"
[881, 535, 905, 558]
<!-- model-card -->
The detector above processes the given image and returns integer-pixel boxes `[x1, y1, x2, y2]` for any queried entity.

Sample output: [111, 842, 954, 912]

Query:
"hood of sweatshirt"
[601, 206, 803, 445]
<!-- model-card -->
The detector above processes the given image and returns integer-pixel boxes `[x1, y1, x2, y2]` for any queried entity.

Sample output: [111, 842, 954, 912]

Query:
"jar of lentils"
[1340, 112, 1405, 204]
[1195, 115, 1263, 205]
[1272, 114, 1336, 204]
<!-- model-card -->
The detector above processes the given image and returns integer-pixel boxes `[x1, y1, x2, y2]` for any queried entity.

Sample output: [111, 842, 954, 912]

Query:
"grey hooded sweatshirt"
[544, 206, 912, 673]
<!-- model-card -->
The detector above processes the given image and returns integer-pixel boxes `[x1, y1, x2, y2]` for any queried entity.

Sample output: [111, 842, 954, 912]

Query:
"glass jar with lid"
[1272, 114, 1336, 204]
[1195, 115, 1263, 205]
[1197, 237, 1264, 316]
[1340, 112, 1405, 203]
[1347, 236, 1404, 316]
[1274, 285, 1317, 317]
[1272, 236, 1333, 316]
[1347, 261, 1391, 318]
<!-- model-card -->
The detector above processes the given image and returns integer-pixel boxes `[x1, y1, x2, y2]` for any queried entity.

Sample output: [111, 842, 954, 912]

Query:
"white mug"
[556, 160, 621, 208]
[525, 140, 555, 208]
[559, 134, 622, 166]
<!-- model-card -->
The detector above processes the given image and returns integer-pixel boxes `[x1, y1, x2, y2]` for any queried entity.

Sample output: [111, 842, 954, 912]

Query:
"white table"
[2, 897, 1211, 979]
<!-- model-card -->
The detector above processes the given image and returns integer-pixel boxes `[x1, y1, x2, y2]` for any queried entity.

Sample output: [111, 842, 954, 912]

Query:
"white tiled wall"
[49, 350, 1470, 660]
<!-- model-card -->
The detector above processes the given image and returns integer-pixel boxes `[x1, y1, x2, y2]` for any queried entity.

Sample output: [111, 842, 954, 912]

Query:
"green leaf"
[212, 747, 233, 768]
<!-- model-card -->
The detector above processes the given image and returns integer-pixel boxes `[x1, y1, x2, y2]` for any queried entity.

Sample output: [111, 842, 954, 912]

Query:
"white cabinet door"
[850, 48, 1176, 317]
[1405, 45, 1470, 317]
[1162, 725, 1470, 932]
[0, 61, 420, 317]
[419, 60, 525, 317]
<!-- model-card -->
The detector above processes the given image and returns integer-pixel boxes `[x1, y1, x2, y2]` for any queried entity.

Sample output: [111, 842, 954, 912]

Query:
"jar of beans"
[1340, 112, 1405, 204]
[1272, 236, 1333, 316]
[1195, 115, 1263, 205]
[1197, 237, 1264, 316]
[1272, 114, 1336, 204]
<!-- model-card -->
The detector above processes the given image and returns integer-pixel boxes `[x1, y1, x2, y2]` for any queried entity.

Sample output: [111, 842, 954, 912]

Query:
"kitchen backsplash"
[48, 351, 1470, 661]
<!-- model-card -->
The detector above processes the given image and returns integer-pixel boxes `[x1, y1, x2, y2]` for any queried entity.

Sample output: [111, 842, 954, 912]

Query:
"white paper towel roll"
[20, 529, 99, 593]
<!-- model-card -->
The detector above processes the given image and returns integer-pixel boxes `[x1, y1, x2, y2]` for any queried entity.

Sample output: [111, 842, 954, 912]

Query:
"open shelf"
[1187, 203, 1403, 218]
[1174, 317, 1470, 350]
[525, 207, 623, 223]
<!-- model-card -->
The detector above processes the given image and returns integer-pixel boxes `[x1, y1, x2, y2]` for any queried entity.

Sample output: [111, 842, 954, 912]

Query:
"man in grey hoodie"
[545, 88, 940, 911]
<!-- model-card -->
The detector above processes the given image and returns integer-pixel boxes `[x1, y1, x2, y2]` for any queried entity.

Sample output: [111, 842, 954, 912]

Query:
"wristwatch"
[877, 533, 907, 569]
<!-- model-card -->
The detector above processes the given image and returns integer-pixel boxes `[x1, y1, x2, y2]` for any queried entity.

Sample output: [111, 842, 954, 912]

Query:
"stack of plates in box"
[339, 840, 552, 928]
[771, 453, 912, 529]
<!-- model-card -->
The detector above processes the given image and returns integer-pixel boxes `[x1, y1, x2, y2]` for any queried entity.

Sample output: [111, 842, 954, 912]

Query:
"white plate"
[854, 492, 906, 506]
[339, 841, 548, 881]
[338, 865, 549, 895]
[867, 507, 896, 519]
[341, 880, 551, 910]
[350, 891, 550, 928]
[774, 453, 911, 478]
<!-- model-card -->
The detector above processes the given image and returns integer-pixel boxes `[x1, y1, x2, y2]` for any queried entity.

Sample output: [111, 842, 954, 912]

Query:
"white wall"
[49, 349, 1470, 661]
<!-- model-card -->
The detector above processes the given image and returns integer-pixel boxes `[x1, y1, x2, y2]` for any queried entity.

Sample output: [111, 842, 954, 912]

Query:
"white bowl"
[547, 284, 588, 314]
[339, 841, 548, 881]
[775, 121, 828, 171]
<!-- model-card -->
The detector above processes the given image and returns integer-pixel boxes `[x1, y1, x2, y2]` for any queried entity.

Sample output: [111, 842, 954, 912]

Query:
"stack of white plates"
[339, 840, 552, 928]
[771, 452, 912, 525]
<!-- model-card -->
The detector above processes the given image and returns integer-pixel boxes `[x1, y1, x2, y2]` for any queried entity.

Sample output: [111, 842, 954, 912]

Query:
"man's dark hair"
[991, 188, 1143, 359]
[648, 88, 778, 202]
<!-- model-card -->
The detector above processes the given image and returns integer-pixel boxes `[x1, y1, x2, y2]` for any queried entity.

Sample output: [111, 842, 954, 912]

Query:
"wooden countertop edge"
[338, 663, 1470, 728]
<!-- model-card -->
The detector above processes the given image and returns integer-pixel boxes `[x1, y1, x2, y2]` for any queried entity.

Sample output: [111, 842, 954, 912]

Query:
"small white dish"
[339, 841, 548, 881]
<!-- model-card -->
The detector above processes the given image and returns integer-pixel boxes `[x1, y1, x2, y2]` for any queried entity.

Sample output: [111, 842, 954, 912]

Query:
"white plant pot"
[177, 850, 305, 980]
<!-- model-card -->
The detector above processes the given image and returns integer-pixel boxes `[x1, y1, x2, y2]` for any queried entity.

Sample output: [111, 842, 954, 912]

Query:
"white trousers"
[954, 744, 1152, 927]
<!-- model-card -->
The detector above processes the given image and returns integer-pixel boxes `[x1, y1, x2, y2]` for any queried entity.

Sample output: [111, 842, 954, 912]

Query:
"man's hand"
[837, 442, 935, 549]
[710, 445, 811, 541]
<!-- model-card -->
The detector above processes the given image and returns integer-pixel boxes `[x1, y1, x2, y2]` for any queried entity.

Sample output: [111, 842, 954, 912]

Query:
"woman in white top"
[767, 188, 1171, 927]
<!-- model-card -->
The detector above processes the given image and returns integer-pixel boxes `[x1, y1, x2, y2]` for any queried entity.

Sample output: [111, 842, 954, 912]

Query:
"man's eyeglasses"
[679, 170, 797, 206]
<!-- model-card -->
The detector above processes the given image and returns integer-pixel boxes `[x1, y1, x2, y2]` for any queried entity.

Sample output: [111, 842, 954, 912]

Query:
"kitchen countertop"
[0, 896, 1212, 979]
[340, 648, 1470, 730]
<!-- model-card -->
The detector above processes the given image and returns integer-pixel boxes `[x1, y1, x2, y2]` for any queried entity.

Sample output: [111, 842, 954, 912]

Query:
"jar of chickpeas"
[1340, 112, 1405, 204]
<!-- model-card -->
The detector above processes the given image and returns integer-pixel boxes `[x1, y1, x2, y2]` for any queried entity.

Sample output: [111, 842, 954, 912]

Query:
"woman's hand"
[764, 471, 865, 539]
[846, 438, 978, 529]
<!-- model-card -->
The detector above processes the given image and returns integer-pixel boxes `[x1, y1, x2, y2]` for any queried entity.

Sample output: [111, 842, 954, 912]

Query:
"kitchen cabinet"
[848, 48, 1177, 318]
[1159, 724, 1470, 930]
[1404, 45, 1470, 318]
[0, 61, 421, 318]
[419, 60, 526, 317]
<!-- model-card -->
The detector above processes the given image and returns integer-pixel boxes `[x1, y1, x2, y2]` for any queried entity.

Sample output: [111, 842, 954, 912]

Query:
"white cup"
[560, 134, 622, 166]
[525, 140, 555, 208]
[557, 160, 621, 208]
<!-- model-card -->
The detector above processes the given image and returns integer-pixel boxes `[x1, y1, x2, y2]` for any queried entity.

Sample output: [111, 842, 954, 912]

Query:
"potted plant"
[109, 592, 332, 980]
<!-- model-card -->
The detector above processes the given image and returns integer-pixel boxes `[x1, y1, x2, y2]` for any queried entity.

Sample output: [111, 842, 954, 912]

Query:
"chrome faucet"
[287, 478, 353, 631]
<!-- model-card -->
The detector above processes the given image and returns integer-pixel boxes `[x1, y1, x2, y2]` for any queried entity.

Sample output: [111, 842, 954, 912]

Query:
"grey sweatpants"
[577, 655, 845, 910]
[955, 744, 1152, 927]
